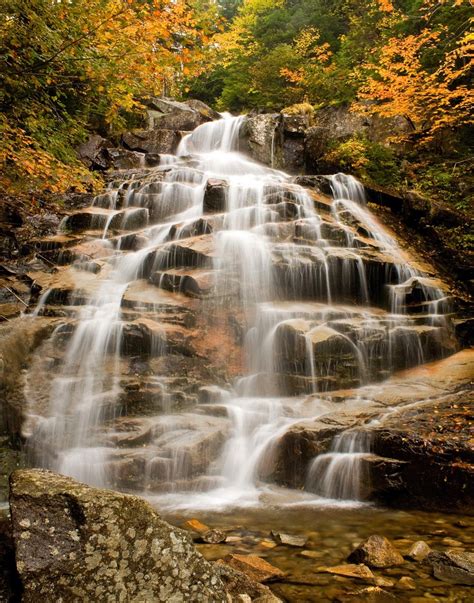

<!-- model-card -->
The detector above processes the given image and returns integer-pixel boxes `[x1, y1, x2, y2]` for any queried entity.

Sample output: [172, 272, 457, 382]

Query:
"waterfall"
[25, 113, 454, 507]
[306, 431, 372, 501]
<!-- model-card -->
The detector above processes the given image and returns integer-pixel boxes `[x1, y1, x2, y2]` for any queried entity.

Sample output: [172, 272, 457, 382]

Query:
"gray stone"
[271, 531, 307, 547]
[122, 129, 182, 154]
[201, 529, 227, 544]
[76, 135, 113, 170]
[426, 550, 474, 585]
[9, 469, 228, 602]
[105, 148, 144, 170]
[144, 97, 216, 131]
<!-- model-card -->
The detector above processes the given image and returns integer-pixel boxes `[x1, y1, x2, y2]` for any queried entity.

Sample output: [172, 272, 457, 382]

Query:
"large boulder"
[122, 128, 184, 155]
[425, 550, 474, 586]
[145, 97, 219, 131]
[305, 106, 412, 170]
[76, 135, 113, 170]
[9, 469, 228, 602]
[204, 178, 228, 213]
[239, 114, 281, 166]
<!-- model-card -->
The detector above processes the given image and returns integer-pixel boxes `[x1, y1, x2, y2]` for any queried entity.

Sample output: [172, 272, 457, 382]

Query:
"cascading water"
[24, 113, 456, 508]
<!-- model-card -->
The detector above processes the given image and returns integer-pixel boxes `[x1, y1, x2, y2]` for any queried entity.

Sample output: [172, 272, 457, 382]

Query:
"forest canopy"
[0, 0, 472, 196]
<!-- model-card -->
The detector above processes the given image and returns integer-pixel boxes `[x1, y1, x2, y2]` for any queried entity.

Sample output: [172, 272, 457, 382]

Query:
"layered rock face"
[0, 105, 470, 512]
[238, 107, 411, 175]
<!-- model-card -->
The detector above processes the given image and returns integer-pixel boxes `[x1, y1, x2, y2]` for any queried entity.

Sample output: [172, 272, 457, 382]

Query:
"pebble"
[316, 563, 374, 580]
[300, 550, 323, 559]
[441, 537, 462, 547]
[183, 518, 209, 533]
[271, 531, 307, 547]
[259, 539, 277, 549]
[397, 576, 416, 590]
[375, 576, 395, 587]
[406, 541, 431, 562]
[201, 529, 226, 544]
[222, 553, 285, 582]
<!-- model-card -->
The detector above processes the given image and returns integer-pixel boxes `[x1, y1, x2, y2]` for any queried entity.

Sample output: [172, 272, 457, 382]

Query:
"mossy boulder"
[9, 469, 227, 602]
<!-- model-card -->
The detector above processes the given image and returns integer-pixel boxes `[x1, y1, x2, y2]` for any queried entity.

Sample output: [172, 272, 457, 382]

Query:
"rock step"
[143, 234, 217, 273]
[150, 268, 216, 298]
[273, 320, 455, 384]
[62, 207, 149, 234]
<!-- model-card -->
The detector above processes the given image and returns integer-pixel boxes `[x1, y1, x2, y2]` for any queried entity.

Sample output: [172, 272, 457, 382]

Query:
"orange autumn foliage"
[357, 25, 474, 141]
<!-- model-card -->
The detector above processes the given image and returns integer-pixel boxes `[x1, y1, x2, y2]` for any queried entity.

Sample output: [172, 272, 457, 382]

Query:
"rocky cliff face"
[0, 100, 472, 516]
[237, 108, 473, 293]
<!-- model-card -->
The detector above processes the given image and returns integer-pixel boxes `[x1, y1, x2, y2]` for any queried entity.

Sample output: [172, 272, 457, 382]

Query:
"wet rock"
[62, 208, 109, 232]
[374, 577, 394, 588]
[222, 554, 285, 583]
[271, 531, 307, 547]
[201, 529, 227, 544]
[198, 385, 229, 404]
[274, 321, 361, 389]
[292, 174, 333, 195]
[425, 550, 474, 585]
[348, 535, 405, 568]
[204, 179, 228, 213]
[396, 576, 416, 590]
[183, 518, 210, 533]
[216, 564, 282, 602]
[454, 317, 474, 348]
[317, 564, 374, 580]
[120, 320, 167, 356]
[151, 268, 215, 298]
[336, 585, 398, 602]
[406, 540, 431, 562]
[9, 468, 228, 602]
[109, 207, 149, 231]
[122, 128, 182, 154]
[168, 217, 213, 240]
[240, 114, 281, 166]
[155, 235, 217, 270]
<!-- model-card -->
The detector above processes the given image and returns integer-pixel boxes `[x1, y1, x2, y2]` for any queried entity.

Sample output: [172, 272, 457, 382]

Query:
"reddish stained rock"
[348, 535, 405, 568]
[221, 554, 285, 583]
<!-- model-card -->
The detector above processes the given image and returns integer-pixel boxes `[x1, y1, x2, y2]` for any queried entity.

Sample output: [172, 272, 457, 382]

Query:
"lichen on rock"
[9, 468, 228, 602]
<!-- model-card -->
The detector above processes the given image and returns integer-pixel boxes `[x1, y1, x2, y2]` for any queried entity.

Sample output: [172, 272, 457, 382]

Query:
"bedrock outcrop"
[266, 349, 474, 513]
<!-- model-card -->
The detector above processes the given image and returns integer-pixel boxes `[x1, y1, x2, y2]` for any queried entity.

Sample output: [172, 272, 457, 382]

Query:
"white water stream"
[26, 113, 455, 508]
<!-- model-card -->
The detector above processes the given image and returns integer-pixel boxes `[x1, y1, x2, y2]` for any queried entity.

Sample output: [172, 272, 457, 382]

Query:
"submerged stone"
[406, 540, 431, 562]
[317, 564, 374, 580]
[425, 550, 474, 585]
[221, 554, 285, 583]
[348, 535, 405, 568]
[271, 531, 307, 547]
